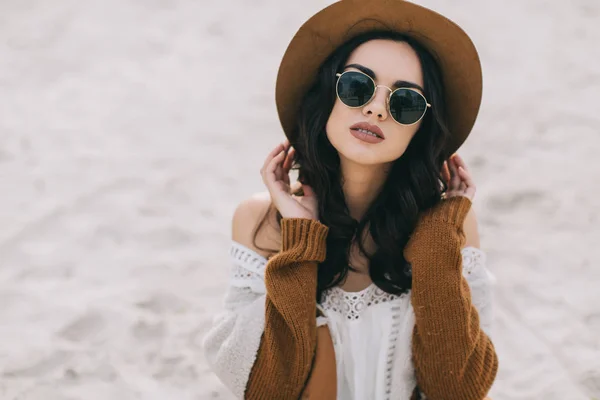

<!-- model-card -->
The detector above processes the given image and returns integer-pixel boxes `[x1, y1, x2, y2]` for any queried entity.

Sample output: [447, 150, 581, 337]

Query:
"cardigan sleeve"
[246, 218, 328, 399]
[405, 196, 499, 400]
[202, 218, 328, 399]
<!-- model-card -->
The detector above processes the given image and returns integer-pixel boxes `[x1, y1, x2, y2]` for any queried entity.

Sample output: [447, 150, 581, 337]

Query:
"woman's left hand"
[442, 154, 476, 201]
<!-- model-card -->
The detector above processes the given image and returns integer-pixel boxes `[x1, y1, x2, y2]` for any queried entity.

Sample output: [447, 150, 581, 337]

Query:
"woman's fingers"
[264, 149, 287, 188]
[290, 180, 303, 194]
[448, 156, 461, 189]
[261, 142, 290, 179]
[441, 161, 451, 185]
[260, 141, 318, 220]
[442, 154, 476, 201]
[458, 165, 476, 191]
[453, 153, 468, 171]
[453, 154, 474, 188]
[458, 165, 474, 188]
[282, 147, 295, 186]
[283, 147, 295, 172]
[458, 166, 476, 199]
[261, 142, 284, 176]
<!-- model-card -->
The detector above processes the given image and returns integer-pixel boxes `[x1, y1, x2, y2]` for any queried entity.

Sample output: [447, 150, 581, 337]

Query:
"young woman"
[203, 1, 498, 399]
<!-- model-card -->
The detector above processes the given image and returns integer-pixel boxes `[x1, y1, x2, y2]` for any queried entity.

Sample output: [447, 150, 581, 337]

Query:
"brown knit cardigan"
[244, 196, 498, 399]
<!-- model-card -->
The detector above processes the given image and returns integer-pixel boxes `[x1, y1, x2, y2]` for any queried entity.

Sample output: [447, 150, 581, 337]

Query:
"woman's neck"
[340, 156, 391, 220]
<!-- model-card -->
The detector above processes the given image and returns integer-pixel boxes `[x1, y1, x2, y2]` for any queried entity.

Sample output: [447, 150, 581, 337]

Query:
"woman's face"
[325, 39, 425, 165]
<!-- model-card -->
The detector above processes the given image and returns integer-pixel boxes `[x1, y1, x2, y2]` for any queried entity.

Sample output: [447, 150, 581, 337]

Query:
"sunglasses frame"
[335, 70, 432, 126]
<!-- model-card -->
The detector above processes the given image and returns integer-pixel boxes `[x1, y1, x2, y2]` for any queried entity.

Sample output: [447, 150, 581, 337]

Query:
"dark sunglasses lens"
[389, 89, 427, 124]
[337, 71, 375, 107]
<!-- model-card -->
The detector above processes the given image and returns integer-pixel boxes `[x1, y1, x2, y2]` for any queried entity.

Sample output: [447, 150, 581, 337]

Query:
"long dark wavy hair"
[254, 30, 452, 300]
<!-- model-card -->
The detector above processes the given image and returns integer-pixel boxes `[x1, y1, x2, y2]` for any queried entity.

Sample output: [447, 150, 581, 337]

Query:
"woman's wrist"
[280, 218, 329, 262]
[421, 195, 472, 226]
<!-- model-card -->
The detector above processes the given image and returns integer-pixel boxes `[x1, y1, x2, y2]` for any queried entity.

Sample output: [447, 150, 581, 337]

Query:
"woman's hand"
[442, 154, 476, 201]
[260, 140, 319, 220]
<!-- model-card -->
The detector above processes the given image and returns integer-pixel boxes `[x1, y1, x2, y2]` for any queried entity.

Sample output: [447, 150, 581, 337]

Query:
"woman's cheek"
[325, 106, 350, 146]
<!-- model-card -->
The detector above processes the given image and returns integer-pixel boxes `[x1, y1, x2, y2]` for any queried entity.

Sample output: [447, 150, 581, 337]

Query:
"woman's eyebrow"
[344, 63, 425, 92]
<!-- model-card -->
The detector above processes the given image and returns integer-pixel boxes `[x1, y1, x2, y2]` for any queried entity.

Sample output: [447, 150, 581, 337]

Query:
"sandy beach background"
[0, 0, 598, 399]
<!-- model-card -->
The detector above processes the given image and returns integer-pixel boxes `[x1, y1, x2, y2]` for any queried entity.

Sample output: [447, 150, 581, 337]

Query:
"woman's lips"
[349, 128, 385, 143]
[349, 122, 385, 139]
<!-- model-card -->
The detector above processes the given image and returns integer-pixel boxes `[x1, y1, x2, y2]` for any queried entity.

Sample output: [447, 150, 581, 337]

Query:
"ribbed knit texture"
[245, 218, 329, 400]
[405, 196, 499, 400]
[244, 197, 498, 399]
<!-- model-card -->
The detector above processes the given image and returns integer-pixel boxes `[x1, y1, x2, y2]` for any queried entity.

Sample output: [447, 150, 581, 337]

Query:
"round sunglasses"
[335, 70, 432, 126]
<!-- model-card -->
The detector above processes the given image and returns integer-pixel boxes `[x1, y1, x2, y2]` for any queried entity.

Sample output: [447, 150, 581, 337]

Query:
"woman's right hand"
[261, 141, 319, 220]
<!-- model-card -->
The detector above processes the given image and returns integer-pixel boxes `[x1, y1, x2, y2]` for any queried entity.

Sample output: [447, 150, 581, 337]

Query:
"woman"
[203, 0, 498, 399]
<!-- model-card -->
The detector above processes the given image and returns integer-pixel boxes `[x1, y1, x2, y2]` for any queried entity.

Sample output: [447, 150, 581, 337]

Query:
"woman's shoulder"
[232, 191, 281, 259]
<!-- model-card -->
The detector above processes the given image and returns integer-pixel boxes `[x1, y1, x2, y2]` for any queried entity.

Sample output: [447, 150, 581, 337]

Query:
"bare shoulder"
[232, 191, 281, 259]
[462, 206, 480, 249]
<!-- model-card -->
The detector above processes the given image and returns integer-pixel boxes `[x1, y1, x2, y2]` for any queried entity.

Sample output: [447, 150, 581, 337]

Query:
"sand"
[0, 0, 599, 399]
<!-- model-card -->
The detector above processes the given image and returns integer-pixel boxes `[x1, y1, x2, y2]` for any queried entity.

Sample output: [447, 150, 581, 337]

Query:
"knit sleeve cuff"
[280, 218, 329, 262]
[420, 196, 472, 226]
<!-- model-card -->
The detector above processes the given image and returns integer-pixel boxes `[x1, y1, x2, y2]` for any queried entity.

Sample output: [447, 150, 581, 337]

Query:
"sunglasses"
[335, 70, 432, 126]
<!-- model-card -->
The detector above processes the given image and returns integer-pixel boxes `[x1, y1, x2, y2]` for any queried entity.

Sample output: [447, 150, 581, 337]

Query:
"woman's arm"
[245, 217, 328, 399]
[203, 191, 329, 399]
[461, 207, 496, 338]
[406, 196, 498, 400]
[203, 193, 329, 399]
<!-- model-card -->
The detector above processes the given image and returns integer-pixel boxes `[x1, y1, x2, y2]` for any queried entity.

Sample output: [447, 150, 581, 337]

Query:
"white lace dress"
[202, 242, 495, 400]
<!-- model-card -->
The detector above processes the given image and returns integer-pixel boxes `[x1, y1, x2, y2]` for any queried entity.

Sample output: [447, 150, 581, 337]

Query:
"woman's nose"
[363, 86, 389, 121]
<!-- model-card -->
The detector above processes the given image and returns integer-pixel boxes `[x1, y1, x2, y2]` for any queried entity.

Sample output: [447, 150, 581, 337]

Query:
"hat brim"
[275, 0, 482, 156]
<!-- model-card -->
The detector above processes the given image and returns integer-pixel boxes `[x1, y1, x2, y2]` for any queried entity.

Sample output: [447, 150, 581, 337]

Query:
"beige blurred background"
[0, 0, 599, 399]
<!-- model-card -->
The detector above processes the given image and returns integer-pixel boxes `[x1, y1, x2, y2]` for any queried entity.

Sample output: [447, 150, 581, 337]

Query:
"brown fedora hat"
[275, 0, 482, 156]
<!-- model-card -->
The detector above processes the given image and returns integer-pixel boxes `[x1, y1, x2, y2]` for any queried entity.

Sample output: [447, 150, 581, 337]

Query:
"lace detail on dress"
[462, 246, 486, 276]
[461, 246, 496, 336]
[320, 284, 406, 321]
[229, 241, 268, 293]
[384, 303, 404, 399]
[231, 264, 262, 281]
[230, 241, 267, 275]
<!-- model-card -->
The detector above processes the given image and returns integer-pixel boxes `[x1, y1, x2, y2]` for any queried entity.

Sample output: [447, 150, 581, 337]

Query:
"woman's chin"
[337, 146, 395, 166]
